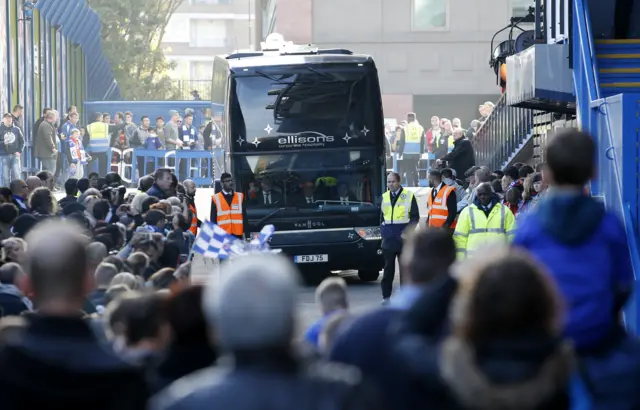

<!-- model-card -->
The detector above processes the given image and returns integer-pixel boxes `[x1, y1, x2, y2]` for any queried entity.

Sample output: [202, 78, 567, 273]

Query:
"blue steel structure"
[0, 0, 120, 174]
[476, 0, 640, 333]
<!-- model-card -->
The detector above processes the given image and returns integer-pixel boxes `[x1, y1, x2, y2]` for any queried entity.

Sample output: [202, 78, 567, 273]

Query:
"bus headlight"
[355, 227, 381, 241]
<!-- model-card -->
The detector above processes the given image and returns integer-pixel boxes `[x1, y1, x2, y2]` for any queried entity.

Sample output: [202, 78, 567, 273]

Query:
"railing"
[472, 93, 534, 171]
[166, 80, 212, 101]
[572, 0, 640, 333]
[84, 147, 223, 187]
[536, 0, 571, 44]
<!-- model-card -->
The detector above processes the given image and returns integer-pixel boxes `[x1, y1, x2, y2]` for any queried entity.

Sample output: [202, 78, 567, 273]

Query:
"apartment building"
[256, 0, 534, 126]
[163, 0, 256, 81]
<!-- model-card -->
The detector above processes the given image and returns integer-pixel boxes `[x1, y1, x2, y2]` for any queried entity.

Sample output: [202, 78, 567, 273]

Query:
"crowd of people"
[0, 124, 636, 409]
[384, 102, 495, 187]
[0, 104, 220, 191]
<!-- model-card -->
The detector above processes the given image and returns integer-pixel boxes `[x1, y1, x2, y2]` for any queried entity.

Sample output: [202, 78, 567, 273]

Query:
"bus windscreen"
[229, 64, 382, 152]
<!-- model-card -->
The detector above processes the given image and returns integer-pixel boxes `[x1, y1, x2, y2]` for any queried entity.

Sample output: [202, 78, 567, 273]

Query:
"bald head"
[204, 254, 299, 352]
[183, 179, 196, 195]
[25, 176, 42, 194]
[25, 221, 90, 304]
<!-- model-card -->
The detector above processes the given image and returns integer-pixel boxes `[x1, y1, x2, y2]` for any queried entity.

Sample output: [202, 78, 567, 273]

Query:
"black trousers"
[401, 156, 420, 187]
[381, 248, 403, 299]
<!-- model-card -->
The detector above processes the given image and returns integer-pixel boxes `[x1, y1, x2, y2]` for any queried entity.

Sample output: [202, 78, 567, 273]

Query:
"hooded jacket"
[0, 123, 25, 155]
[513, 190, 634, 351]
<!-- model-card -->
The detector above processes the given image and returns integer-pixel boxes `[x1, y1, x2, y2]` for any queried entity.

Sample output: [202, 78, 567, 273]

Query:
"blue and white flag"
[191, 221, 244, 260]
[249, 224, 276, 252]
[191, 222, 280, 260]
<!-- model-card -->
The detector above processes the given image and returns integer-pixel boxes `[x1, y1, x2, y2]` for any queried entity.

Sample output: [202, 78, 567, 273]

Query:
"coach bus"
[211, 34, 386, 281]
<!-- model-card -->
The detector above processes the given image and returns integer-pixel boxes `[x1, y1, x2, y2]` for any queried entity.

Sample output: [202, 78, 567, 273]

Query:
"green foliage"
[87, 0, 185, 100]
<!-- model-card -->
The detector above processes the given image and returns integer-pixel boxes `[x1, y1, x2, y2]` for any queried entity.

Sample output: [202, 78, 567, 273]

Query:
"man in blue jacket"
[0, 113, 25, 186]
[513, 129, 633, 351]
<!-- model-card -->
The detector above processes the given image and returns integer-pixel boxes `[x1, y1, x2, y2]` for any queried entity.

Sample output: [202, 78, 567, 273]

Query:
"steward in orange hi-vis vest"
[211, 191, 245, 237]
[188, 203, 198, 235]
[427, 184, 457, 228]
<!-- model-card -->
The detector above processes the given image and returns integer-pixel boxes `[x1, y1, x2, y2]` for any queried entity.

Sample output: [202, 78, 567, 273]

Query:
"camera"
[101, 185, 127, 205]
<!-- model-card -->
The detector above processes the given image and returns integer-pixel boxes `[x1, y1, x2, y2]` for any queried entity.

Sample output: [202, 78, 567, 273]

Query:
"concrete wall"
[263, 0, 522, 125]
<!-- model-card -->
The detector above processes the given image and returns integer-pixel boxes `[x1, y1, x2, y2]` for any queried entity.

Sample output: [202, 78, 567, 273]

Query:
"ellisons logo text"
[277, 134, 335, 148]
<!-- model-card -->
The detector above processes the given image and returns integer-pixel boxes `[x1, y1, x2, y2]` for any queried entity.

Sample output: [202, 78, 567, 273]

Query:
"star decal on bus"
[236, 136, 245, 145]
[343, 133, 353, 143]
[251, 137, 261, 147]
[361, 126, 369, 135]
[264, 124, 273, 134]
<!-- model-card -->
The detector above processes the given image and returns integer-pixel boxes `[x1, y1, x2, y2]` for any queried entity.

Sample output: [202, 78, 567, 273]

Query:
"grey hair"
[95, 262, 119, 288]
[167, 197, 182, 207]
[315, 277, 348, 315]
[130, 193, 149, 215]
[204, 254, 300, 351]
[86, 242, 108, 266]
[110, 272, 141, 291]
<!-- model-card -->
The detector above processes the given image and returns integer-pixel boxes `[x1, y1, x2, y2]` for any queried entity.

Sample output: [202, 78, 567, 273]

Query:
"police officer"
[380, 172, 419, 304]
[397, 112, 424, 187]
[210, 172, 247, 239]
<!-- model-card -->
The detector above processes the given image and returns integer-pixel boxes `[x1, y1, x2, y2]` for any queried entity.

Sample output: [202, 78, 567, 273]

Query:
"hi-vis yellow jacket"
[453, 202, 516, 259]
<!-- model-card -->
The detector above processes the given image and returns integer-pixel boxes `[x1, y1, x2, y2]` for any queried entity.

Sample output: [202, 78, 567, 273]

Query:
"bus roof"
[220, 52, 374, 70]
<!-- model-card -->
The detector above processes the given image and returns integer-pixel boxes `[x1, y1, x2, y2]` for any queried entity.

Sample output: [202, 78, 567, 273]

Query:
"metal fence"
[472, 93, 534, 171]
[168, 80, 212, 101]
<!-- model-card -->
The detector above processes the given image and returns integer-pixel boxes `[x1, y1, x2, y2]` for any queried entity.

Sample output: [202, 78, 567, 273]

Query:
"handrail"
[572, 0, 600, 103]
[472, 93, 533, 170]
[573, 0, 640, 332]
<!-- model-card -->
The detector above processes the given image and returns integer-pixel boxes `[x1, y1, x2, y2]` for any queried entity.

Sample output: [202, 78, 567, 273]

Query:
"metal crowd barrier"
[128, 149, 220, 186]
[80, 147, 222, 187]
[386, 152, 435, 187]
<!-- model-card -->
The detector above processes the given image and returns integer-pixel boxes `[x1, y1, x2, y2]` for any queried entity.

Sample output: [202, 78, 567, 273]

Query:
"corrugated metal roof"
[36, 0, 121, 100]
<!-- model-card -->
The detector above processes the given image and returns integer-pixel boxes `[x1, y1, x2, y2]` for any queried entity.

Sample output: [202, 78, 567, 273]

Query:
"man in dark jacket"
[31, 107, 51, 168]
[437, 128, 475, 183]
[150, 254, 378, 410]
[35, 110, 59, 174]
[146, 168, 173, 200]
[380, 172, 419, 303]
[0, 113, 25, 186]
[0, 221, 149, 410]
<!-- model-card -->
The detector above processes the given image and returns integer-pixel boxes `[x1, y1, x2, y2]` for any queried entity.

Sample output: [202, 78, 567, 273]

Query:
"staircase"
[597, 40, 640, 98]
[572, 0, 640, 333]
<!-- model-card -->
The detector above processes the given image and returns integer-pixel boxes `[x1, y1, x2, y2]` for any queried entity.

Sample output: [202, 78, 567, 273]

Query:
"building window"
[512, 0, 533, 17]
[190, 0, 232, 4]
[412, 0, 448, 31]
[191, 61, 214, 80]
[190, 19, 228, 48]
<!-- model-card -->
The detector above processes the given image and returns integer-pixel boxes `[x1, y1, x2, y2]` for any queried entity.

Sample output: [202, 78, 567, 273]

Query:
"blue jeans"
[1, 154, 21, 186]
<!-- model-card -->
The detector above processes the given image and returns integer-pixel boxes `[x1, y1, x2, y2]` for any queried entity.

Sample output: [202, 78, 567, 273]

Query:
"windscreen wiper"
[254, 69, 284, 83]
[305, 66, 341, 81]
[256, 207, 296, 226]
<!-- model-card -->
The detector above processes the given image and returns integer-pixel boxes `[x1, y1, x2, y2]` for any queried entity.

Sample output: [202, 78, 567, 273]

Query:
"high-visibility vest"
[404, 122, 423, 154]
[212, 192, 244, 236]
[453, 203, 516, 259]
[447, 135, 455, 153]
[86, 121, 109, 152]
[188, 203, 198, 235]
[381, 189, 415, 225]
[427, 185, 456, 228]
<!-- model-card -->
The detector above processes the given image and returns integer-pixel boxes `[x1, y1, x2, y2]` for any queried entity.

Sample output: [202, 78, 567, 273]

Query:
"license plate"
[294, 254, 328, 263]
